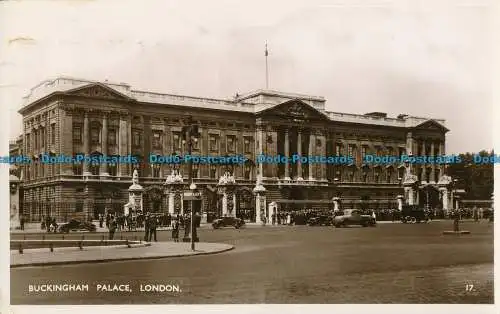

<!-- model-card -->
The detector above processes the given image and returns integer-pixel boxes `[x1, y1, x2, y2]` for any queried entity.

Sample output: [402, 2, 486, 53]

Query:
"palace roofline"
[21, 76, 446, 128]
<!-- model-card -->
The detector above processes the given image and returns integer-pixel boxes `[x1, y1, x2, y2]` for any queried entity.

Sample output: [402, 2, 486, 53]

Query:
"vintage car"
[400, 205, 428, 224]
[307, 214, 333, 226]
[59, 219, 97, 233]
[333, 209, 376, 227]
[212, 216, 245, 229]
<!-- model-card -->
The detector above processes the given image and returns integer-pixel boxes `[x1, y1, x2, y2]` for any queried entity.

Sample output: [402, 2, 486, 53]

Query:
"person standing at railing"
[144, 212, 151, 242]
[108, 216, 116, 240]
[148, 215, 157, 242]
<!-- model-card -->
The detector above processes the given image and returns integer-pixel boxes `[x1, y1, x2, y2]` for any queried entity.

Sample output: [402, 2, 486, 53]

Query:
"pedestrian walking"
[172, 219, 180, 242]
[99, 214, 104, 228]
[20, 215, 25, 230]
[45, 216, 51, 233]
[108, 216, 116, 240]
[144, 213, 151, 242]
[149, 215, 157, 242]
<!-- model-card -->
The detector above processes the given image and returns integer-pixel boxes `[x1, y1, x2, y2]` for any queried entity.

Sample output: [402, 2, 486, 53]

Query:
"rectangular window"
[108, 129, 117, 146]
[192, 164, 199, 178]
[132, 130, 142, 147]
[51, 124, 56, 145]
[210, 164, 217, 178]
[227, 135, 236, 152]
[152, 164, 161, 177]
[40, 128, 45, 148]
[399, 147, 406, 157]
[34, 130, 38, 149]
[73, 154, 83, 175]
[244, 164, 251, 179]
[73, 125, 82, 143]
[91, 126, 100, 144]
[361, 146, 368, 160]
[75, 201, 84, 212]
[244, 137, 252, 153]
[26, 134, 31, 152]
[335, 143, 342, 156]
[172, 132, 181, 151]
[152, 132, 162, 149]
[386, 168, 392, 183]
[209, 134, 218, 152]
[347, 145, 354, 158]
[193, 135, 199, 150]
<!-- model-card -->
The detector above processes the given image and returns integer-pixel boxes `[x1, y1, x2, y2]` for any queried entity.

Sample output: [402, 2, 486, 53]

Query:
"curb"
[10, 244, 234, 268]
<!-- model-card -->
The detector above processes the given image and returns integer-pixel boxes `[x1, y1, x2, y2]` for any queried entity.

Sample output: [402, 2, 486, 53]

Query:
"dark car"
[59, 219, 97, 233]
[401, 205, 428, 223]
[307, 215, 333, 226]
[212, 216, 245, 229]
[334, 209, 376, 227]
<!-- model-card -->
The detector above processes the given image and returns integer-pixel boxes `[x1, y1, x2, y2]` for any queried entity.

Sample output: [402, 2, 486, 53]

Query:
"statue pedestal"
[253, 183, 266, 224]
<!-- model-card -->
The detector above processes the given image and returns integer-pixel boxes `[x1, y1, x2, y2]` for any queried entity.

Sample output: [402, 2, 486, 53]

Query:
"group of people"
[104, 211, 201, 242]
[40, 215, 58, 232]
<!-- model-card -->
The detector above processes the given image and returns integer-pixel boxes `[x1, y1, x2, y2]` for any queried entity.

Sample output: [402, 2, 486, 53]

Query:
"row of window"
[328, 166, 405, 183]
[26, 124, 56, 152]
[71, 163, 254, 179]
[337, 144, 406, 158]
[72, 126, 254, 153]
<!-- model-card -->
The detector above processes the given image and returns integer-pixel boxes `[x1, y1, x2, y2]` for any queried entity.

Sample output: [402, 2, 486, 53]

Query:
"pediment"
[257, 99, 329, 122]
[414, 120, 449, 132]
[65, 83, 132, 101]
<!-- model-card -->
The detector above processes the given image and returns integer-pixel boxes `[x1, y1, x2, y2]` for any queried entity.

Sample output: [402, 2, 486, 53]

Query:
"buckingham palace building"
[14, 77, 456, 223]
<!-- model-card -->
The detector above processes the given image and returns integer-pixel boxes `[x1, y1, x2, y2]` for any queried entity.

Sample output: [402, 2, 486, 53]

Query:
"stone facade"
[15, 77, 452, 222]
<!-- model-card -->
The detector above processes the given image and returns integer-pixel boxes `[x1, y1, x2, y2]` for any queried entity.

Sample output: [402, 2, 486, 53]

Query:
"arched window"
[73, 153, 83, 175]
[192, 163, 199, 178]
[90, 152, 101, 175]
[386, 166, 394, 183]
[210, 164, 217, 178]
[90, 122, 101, 144]
[108, 155, 118, 176]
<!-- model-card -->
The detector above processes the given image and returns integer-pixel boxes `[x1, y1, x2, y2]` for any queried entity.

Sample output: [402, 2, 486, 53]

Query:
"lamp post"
[181, 116, 200, 251]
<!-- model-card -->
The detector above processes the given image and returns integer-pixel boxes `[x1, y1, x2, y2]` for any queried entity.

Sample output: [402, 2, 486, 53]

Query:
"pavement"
[12, 219, 469, 234]
[10, 220, 493, 304]
[10, 242, 234, 268]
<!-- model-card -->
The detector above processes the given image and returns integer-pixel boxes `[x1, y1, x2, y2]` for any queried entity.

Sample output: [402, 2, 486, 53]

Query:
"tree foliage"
[446, 150, 494, 200]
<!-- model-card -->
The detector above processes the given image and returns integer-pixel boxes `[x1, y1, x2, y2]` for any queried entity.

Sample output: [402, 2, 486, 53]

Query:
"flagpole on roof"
[265, 41, 269, 89]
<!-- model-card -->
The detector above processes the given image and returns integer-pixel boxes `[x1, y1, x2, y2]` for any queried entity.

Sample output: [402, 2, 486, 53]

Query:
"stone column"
[430, 141, 435, 183]
[257, 125, 264, 179]
[118, 114, 128, 177]
[332, 197, 340, 212]
[222, 190, 228, 216]
[319, 132, 327, 180]
[397, 195, 404, 211]
[405, 132, 414, 177]
[101, 112, 109, 176]
[284, 128, 290, 180]
[308, 131, 314, 180]
[439, 141, 445, 178]
[405, 186, 415, 205]
[83, 111, 90, 175]
[168, 191, 175, 215]
[441, 188, 449, 213]
[297, 129, 303, 180]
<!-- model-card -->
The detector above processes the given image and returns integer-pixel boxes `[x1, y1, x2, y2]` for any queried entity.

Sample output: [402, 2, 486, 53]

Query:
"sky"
[0, 0, 494, 154]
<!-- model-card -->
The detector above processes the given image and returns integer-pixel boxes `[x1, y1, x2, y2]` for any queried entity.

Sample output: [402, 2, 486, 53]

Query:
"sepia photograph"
[1, 0, 496, 311]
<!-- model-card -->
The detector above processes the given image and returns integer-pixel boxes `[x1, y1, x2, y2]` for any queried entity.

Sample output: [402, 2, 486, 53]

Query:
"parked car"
[212, 216, 245, 229]
[400, 205, 428, 223]
[59, 219, 97, 233]
[307, 214, 333, 226]
[334, 209, 376, 227]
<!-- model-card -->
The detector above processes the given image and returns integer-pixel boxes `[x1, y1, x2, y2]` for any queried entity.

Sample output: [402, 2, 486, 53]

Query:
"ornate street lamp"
[181, 116, 200, 251]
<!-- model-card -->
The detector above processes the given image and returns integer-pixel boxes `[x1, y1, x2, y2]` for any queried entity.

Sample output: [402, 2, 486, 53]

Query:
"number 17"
[466, 284, 474, 292]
